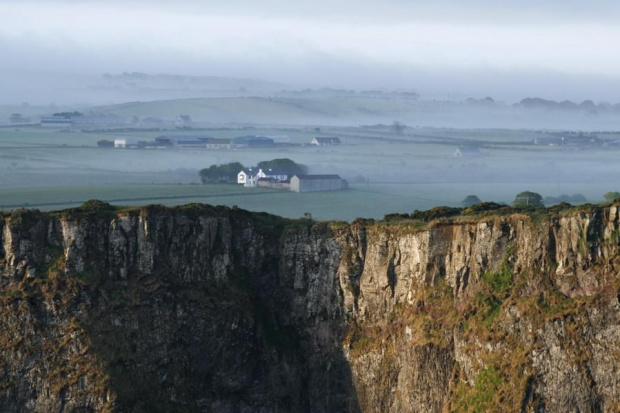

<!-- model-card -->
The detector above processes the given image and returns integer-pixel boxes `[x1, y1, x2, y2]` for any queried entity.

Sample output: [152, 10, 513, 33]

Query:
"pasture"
[1, 124, 619, 220]
[0, 181, 616, 221]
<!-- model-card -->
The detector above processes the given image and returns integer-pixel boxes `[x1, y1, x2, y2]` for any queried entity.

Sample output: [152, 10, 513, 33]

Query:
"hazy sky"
[1, 0, 620, 102]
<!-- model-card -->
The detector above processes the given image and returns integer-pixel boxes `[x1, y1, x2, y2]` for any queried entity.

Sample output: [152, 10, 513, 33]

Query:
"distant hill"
[84, 95, 620, 129]
[87, 96, 418, 125]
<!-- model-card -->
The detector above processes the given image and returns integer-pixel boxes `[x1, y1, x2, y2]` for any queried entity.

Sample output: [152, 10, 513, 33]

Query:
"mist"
[1, 1, 620, 220]
[2, 0, 620, 103]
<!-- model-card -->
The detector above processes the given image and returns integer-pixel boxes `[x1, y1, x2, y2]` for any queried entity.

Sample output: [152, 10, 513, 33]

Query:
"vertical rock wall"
[0, 204, 619, 412]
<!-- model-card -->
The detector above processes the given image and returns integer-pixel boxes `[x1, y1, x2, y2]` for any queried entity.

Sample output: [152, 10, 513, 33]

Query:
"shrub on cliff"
[410, 206, 462, 222]
[461, 202, 510, 215]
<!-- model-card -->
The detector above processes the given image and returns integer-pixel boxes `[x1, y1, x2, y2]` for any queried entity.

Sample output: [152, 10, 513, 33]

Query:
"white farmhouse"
[256, 169, 288, 181]
[114, 138, 137, 148]
[237, 168, 258, 185]
[244, 175, 258, 187]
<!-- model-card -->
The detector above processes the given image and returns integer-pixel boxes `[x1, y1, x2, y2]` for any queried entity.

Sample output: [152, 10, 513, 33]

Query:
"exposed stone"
[0, 204, 619, 412]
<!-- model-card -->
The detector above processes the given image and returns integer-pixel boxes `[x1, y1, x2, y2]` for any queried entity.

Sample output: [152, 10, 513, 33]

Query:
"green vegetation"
[257, 158, 307, 175]
[199, 162, 243, 184]
[198, 158, 307, 184]
[3, 123, 620, 222]
[463, 248, 514, 331]
[452, 366, 503, 413]
[481, 252, 513, 294]
[513, 191, 544, 208]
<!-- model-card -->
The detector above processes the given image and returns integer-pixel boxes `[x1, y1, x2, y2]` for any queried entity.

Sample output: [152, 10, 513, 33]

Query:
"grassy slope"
[91, 96, 419, 125]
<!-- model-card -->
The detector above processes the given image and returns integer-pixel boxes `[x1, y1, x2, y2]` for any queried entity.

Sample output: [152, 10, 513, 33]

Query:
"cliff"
[1, 201, 620, 412]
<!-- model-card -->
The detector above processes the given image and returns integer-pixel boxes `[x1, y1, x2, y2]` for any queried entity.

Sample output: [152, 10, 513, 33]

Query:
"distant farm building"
[453, 146, 481, 158]
[256, 169, 288, 181]
[238, 168, 288, 187]
[231, 136, 274, 149]
[238, 168, 259, 186]
[114, 138, 138, 148]
[311, 137, 341, 146]
[41, 114, 128, 128]
[40, 116, 73, 128]
[173, 137, 210, 149]
[265, 135, 291, 145]
[257, 178, 291, 190]
[206, 138, 231, 149]
[152, 136, 230, 149]
[290, 175, 346, 193]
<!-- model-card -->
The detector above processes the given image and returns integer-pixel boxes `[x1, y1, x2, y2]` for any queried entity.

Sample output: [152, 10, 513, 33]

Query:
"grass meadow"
[1, 124, 620, 220]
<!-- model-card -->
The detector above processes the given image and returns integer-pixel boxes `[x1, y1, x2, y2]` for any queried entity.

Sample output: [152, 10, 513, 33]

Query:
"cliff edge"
[1, 201, 619, 412]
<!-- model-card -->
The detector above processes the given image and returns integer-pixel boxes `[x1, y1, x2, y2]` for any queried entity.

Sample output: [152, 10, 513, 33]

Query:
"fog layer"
[1, 1, 620, 103]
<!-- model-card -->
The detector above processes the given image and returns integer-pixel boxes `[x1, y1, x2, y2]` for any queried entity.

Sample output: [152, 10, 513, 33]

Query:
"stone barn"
[290, 175, 345, 193]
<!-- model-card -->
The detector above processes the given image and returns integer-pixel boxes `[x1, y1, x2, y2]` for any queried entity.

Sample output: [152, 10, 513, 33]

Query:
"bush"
[257, 158, 307, 175]
[410, 206, 462, 222]
[461, 202, 509, 215]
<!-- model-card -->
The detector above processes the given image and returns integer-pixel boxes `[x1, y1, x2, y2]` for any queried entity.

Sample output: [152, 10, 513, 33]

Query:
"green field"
[2, 118, 620, 221]
[0, 182, 616, 221]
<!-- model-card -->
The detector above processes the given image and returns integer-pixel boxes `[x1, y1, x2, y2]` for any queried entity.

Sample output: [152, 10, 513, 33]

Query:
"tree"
[513, 191, 544, 208]
[604, 192, 620, 202]
[461, 195, 481, 207]
[97, 139, 114, 148]
[391, 120, 406, 135]
[199, 162, 244, 184]
[257, 158, 307, 175]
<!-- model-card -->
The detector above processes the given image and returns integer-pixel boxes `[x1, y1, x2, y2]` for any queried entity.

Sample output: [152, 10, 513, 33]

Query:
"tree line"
[199, 158, 308, 184]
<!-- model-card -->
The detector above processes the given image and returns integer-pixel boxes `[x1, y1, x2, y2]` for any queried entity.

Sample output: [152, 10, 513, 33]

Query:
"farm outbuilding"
[311, 137, 341, 146]
[114, 138, 138, 148]
[290, 175, 345, 193]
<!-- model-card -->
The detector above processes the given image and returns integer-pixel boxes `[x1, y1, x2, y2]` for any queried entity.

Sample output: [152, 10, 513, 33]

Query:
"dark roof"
[231, 136, 274, 144]
[262, 169, 288, 175]
[206, 138, 231, 144]
[175, 138, 209, 144]
[292, 174, 342, 180]
[157, 135, 212, 142]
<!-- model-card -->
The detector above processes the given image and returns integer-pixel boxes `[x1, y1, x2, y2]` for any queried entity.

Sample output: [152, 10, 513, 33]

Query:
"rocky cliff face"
[1, 202, 620, 412]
